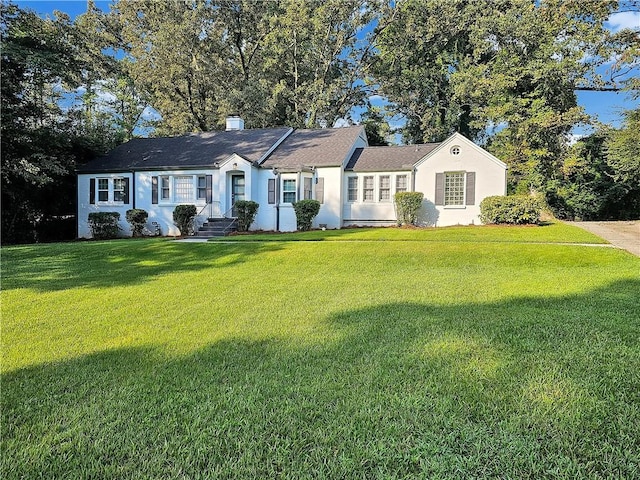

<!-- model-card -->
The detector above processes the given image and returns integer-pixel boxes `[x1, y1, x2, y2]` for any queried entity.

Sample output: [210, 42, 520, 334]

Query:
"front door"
[231, 174, 245, 217]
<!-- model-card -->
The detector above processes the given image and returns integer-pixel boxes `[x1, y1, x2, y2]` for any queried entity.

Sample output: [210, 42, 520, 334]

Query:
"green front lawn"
[2, 225, 639, 478]
[223, 221, 608, 243]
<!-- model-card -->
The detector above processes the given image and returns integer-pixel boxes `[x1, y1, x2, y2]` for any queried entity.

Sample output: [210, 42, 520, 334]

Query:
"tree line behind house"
[2, 0, 638, 244]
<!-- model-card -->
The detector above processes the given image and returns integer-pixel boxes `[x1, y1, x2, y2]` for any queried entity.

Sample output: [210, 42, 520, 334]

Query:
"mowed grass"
[2, 224, 639, 478]
[223, 221, 608, 244]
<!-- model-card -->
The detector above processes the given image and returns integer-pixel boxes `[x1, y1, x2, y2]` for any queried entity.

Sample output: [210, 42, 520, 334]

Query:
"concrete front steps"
[192, 217, 238, 238]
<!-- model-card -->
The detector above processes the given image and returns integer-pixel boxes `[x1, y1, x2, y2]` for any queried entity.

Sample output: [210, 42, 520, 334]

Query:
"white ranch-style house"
[77, 117, 507, 237]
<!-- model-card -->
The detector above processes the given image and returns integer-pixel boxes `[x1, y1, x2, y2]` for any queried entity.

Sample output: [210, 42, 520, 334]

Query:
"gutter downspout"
[131, 171, 136, 209]
[275, 170, 280, 232]
[75, 174, 79, 239]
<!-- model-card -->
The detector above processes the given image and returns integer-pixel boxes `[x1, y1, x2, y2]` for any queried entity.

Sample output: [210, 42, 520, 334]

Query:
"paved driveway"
[571, 221, 640, 257]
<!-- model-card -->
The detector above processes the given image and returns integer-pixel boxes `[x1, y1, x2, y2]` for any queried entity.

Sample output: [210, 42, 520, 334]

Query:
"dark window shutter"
[268, 178, 276, 204]
[206, 174, 213, 203]
[465, 172, 476, 205]
[435, 173, 444, 205]
[89, 178, 95, 204]
[152, 176, 158, 204]
[123, 178, 130, 204]
[315, 177, 324, 204]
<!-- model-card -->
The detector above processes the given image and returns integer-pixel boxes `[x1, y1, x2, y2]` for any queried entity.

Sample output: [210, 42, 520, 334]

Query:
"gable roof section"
[346, 144, 439, 172]
[414, 132, 508, 170]
[77, 127, 292, 173]
[261, 126, 365, 169]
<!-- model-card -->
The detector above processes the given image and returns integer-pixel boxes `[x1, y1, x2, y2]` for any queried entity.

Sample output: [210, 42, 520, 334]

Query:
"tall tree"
[372, 0, 628, 194]
[604, 108, 640, 217]
[110, 0, 377, 133]
[1, 2, 129, 243]
[1, 4, 78, 243]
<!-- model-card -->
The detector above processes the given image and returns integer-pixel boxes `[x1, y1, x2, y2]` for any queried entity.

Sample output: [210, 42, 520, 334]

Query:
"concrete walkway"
[571, 221, 640, 257]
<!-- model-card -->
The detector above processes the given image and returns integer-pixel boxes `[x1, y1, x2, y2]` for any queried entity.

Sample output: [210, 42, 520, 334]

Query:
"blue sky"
[15, 0, 640, 137]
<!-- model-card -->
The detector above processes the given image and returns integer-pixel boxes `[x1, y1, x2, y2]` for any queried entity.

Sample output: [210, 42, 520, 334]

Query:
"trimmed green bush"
[173, 204, 197, 236]
[292, 199, 321, 231]
[125, 209, 149, 237]
[88, 212, 121, 240]
[394, 191, 424, 226]
[234, 200, 259, 232]
[480, 195, 543, 225]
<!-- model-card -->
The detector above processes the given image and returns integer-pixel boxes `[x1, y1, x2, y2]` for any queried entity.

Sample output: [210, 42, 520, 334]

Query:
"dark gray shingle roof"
[345, 144, 440, 172]
[77, 128, 291, 172]
[261, 126, 365, 169]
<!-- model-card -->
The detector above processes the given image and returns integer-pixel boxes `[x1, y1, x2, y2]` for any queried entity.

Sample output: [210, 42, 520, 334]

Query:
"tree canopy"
[1, 0, 638, 243]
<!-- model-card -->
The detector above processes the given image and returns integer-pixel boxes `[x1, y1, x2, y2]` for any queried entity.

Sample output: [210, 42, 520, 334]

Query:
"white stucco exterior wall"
[314, 166, 344, 229]
[413, 133, 507, 227]
[342, 171, 411, 226]
[78, 172, 135, 238]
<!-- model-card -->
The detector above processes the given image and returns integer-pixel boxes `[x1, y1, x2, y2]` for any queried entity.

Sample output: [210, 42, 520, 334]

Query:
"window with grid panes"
[444, 172, 465, 206]
[347, 177, 358, 201]
[113, 178, 126, 202]
[379, 175, 390, 201]
[363, 176, 374, 202]
[396, 175, 407, 193]
[160, 176, 170, 200]
[97, 178, 109, 202]
[174, 176, 193, 202]
[197, 176, 207, 200]
[283, 179, 296, 203]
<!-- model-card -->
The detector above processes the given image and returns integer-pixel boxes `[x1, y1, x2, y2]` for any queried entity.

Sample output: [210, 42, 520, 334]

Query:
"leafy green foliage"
[480, 195, 543, 225]
[172, 204, 197, 236]
[87, 212, 121, 239]
[0, 3, 130, 244]
[394, 191, 424, 226]
[360, 105, 390, 146]
[604, 109, 640, 218]
[292, 199, 321, 231]
[234, 200, 259, 232]
[372, 0, 632, 194]
[125, 209, 148, 237]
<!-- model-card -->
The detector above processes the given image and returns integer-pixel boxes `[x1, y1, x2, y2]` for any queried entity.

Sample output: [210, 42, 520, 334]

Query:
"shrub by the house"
[234, 200, 259, 232]
[480, 195, 543, 225]
[125, 209, 148, 237]
[394, 192, 424, 226]
[293, 199, 321, 231]
[173, 205, 197, 236]
[88, 212, 121, 239]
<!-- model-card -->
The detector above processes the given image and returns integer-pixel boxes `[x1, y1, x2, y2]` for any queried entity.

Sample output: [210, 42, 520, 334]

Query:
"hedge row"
[479, 195, 543, 225]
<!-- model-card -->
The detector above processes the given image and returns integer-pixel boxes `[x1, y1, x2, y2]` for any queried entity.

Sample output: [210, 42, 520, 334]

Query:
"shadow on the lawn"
[2, 239, 284, 292]
[2, 278, 639, 478]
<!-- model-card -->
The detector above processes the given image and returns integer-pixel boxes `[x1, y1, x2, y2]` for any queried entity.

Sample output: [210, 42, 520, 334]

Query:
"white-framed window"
[197, 175, 207, 200]
[363, 176, 374, 202]
[450, 146, 461, 155]
[174, 175, 194, 202]
[444, 172, 465, 206]
[113, 178, 126, 202]
[379, 175, 390, 201]
[283, 179, 296, 203]
[347, 176, 358, 202]
[396, 175, 408, 193]
[97, 178, 109, 202]
[95, 177, 127, 204]
[160, 176, 170, 200]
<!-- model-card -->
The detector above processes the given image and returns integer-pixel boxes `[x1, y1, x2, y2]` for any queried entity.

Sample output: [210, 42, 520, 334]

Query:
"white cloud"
[606, 11, 640, 32]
